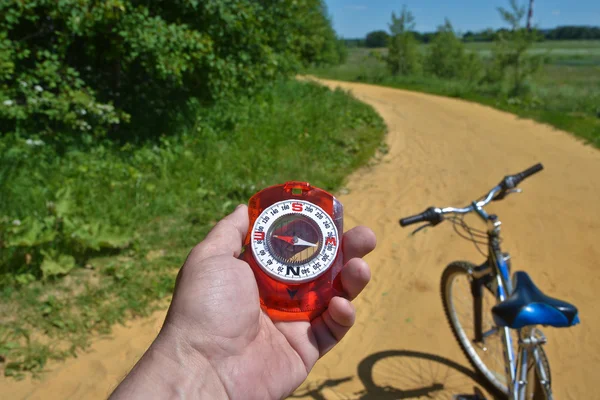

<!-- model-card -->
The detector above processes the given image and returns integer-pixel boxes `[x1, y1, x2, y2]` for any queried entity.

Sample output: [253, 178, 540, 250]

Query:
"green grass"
[308, 43, 600, 148]
[0, 79, 386, 378]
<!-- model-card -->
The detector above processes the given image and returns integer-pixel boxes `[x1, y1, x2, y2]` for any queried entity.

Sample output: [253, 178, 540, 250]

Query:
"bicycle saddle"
[492, 271, 579, 329]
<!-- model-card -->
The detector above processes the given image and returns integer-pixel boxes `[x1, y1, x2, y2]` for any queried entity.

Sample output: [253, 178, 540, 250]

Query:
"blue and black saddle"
[492, 271, 580, 329]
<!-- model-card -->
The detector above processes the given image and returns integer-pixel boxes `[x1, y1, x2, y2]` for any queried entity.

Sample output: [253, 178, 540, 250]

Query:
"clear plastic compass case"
[240, 181, 344, 321]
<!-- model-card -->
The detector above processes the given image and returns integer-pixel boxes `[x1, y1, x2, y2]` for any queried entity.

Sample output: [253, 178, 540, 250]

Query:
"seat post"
[520, 326, 547, 348]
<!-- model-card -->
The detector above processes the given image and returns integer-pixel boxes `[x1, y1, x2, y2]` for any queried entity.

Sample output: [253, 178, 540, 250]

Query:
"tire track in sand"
[2, 78, 599, 400]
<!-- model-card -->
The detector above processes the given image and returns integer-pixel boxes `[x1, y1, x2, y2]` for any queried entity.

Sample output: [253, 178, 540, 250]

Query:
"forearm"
[110, 327, 228, 399]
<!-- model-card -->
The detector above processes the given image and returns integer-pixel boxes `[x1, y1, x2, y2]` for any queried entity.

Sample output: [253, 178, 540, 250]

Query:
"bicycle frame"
[470, 203, 551, 400]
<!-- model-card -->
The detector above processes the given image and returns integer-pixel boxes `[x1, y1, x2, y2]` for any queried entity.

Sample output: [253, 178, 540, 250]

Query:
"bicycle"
[399, 163, 580, 400]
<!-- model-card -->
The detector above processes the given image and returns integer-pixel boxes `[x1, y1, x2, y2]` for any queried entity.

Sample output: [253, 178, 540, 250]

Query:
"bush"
[486, 0, 545, 96]
[386, 6, 421, 76]
[0, 0, 343, 142]
[424, 19, 483, 82]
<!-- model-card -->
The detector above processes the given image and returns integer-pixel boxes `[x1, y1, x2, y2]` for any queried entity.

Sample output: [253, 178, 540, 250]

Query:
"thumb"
[189, 204, 249, 262]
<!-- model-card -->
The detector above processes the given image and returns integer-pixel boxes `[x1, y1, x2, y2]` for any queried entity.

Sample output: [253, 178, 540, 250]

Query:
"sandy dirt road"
[2, 79, 599, 399]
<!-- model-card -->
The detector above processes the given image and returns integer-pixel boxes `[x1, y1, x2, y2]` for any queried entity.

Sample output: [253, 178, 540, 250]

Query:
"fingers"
[341, 258, 371, 300]
[342, 226, 376, 264]
[311, 297, 355, 357]
[188, 204, 249, 262]
[310, 227, 373, 356]
[274, 320, 319, 372]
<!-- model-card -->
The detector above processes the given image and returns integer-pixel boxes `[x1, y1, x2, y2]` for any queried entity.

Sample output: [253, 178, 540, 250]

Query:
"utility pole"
[526, 0, 534, 31]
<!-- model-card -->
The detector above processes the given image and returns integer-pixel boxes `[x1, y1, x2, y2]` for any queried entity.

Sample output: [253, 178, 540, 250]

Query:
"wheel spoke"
[442, 263, 512, 395]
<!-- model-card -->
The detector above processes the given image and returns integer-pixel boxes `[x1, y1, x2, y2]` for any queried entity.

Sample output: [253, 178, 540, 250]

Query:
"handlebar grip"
[517, 163, 544, 181]
[399, 207, 442, 227]
[399, 213, 428, 227]
[498, 162, 544, 195]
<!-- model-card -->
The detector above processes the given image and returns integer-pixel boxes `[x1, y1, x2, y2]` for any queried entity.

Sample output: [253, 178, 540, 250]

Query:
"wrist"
[110, 323, 228, 399]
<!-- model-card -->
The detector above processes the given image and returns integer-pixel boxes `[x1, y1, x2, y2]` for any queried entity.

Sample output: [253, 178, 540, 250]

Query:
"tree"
[305, 1, 349, 66]
[526, 0, 534, 31]
[487, 0, 545, 95]
[385, 6, 421, 75]
[0, 0, 344, 141]
[425, 19, 482, 81]
[365, 30, 389, 48]
[546, 26, 600, 40]
[389, 5, 416, 35]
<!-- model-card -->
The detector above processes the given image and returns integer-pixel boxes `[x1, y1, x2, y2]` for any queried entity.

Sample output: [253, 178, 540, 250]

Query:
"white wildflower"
[79, 109, 87, 115]
[3, 99, 13, 106]
[77, 120, 91, 131]
[34, 85, 43, 92]
[25, 138, 45, 146]
[12, 219, 21, 226]
[20, 81, 28, 88]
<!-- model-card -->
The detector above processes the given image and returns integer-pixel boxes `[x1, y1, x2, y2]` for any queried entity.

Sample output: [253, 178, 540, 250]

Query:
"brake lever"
[493, 188, 523, 201]
[410, 223, 433, 236]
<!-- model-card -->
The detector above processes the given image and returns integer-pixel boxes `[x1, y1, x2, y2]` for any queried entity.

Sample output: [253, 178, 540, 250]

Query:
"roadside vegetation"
[0, 1, 384, 377]
[309, 1, 600, 148]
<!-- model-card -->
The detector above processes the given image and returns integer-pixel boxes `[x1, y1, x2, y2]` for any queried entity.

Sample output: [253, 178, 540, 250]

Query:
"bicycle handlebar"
[399, 207, 442, 227]
[399, 163, 544, 228]
[519, 163, 544, 181]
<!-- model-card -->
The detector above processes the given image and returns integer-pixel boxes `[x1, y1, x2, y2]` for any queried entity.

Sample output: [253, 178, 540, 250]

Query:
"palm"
[125, 205, 374, 399]
[168, 253, 311, 398]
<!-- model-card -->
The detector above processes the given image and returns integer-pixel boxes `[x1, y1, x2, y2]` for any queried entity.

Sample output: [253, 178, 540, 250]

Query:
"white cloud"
[346, 5, 367, 10]
[552, 10, 560, 16]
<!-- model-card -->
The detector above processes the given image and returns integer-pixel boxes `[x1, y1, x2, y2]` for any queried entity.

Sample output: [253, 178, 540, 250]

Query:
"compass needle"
[272, 235, 296, 245]
[294, 237, 318, 247]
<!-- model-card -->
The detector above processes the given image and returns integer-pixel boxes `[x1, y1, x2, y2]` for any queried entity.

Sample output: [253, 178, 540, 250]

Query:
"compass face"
[250, 199, 340, 284]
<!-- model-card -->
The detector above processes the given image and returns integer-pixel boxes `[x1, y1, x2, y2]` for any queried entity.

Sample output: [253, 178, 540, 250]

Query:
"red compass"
[240, 181, 344, 321]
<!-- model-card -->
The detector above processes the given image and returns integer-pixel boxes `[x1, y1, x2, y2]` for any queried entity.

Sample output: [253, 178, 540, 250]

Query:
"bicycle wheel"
[441, 261, 517, 396]
[528, 344, 552, 400]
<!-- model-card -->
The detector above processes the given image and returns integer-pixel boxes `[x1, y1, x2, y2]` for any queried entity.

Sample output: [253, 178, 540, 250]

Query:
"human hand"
[111, 204, 375, 399]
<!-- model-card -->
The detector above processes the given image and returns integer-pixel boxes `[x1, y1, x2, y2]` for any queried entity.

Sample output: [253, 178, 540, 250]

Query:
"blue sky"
[325, 0, 600, 38]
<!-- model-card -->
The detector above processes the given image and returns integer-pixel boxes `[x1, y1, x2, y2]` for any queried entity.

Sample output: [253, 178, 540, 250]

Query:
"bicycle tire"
[529, 344, 552, 400]
[441, 261, 512, 397]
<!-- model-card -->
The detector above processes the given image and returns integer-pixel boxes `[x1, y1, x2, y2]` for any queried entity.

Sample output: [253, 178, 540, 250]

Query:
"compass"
[251, 199, 339, 284]
[241, 182, 344, 321]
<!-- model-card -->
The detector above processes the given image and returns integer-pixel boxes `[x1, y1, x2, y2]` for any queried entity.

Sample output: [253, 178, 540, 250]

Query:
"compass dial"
[250, 199, 340, 284]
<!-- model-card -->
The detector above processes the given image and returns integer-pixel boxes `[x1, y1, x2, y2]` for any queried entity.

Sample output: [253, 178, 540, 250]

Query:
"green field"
[466, 40, 600, 65]
[309, 41, 600, 147]
[364, 40, 600, 58]
[339, 40, 600, 67]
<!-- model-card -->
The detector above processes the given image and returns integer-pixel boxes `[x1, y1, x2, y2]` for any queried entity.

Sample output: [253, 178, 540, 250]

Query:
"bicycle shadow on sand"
[291, 350, 497, 400]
